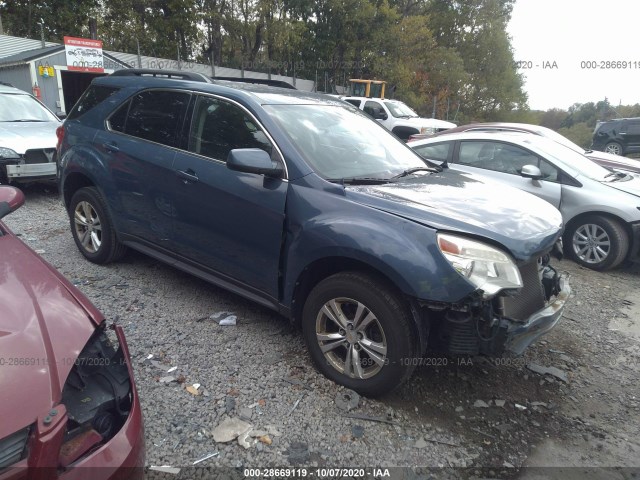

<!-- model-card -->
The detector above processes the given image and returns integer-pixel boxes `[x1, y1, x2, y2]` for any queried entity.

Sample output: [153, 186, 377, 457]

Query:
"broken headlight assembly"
[59, 325, 132, 467]
[437, 233, 522, 299]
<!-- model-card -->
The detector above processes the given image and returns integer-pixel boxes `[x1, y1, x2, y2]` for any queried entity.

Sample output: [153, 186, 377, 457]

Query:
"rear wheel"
[564, 215, 629, 270]
[302, 272, 418, 397]
[69, 187, 127, 264]
[605, 141, 623, 156]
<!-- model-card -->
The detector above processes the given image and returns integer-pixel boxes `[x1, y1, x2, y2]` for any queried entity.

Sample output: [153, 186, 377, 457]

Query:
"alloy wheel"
[315, 297, 387, 379]
[572, 223, 611, 264]
[73, 201, 102, 253]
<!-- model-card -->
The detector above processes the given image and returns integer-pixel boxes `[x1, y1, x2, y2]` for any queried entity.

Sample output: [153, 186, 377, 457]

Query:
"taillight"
[56, 125, 65, 151]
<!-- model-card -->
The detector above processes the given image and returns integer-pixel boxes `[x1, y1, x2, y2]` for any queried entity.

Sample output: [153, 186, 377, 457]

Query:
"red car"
[0, 186, 144, 479]
[407, 122, 640, 174]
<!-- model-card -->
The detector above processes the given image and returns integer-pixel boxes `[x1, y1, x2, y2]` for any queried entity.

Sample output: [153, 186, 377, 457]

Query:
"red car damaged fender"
[0, 186, 144, 480]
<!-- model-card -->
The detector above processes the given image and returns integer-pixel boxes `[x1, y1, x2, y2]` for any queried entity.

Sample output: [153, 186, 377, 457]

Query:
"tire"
[69, 187, 127, 264]
[564, 215, 629, 271]
[605, 141, 623, 156]
[302, 272, 418, 397]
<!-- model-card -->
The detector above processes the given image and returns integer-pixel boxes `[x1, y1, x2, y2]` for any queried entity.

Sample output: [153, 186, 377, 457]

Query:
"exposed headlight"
[437, 233, 522, 298]
[0, 147, 20, 159]
[420, 127, 435, 135]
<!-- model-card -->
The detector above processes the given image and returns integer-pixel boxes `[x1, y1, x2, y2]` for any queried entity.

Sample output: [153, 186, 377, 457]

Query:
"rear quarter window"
[66, 85, 120, 120]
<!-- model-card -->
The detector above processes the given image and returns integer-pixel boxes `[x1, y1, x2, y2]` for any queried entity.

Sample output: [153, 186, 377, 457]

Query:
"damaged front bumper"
[5, 162, 57, 180]
[503, 276, 571, 354]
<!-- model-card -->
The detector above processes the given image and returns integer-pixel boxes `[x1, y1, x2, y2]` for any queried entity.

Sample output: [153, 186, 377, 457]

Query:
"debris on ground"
[186, 384, 201, 396]
[209, 311, 237, 325]
[287, 393, 306, 415]
[149, 466, 181, 474]
[473, 399, 490, 408]
[344, 413, 396, 425]
[335, 389, 360, 411]
[527, 363, 569, 383]
[495, 399, 506, 407]
[285, 441, 310, 464]
[351, 425, 365, 438]
[192, 452, 219, 465]
[212, 417, 253, 443]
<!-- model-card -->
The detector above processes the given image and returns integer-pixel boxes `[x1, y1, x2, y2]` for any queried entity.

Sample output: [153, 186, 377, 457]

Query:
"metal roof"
[0, 34, 59, 59]
[0, 45, 64, 66]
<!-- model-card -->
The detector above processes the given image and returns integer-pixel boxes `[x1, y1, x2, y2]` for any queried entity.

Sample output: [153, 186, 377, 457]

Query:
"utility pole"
[39, 19, 45, 48]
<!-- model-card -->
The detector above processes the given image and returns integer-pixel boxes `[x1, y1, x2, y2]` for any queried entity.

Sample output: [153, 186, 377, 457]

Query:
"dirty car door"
[452, 140, 562, 209]
[171, 95, 287, 298]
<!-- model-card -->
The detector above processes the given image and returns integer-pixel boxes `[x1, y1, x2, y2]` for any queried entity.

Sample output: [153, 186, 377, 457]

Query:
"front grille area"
[0, 426, 30, 469]
[503, 261, 545, 321]
[24, 148, 56, 165]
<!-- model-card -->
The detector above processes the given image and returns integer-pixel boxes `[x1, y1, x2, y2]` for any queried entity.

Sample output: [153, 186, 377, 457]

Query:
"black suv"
[57, 69, 569, 395]
[592, 117, 640, 156]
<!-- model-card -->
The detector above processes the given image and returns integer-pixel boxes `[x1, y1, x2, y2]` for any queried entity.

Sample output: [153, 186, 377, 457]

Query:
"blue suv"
[57, 70, 570, 396]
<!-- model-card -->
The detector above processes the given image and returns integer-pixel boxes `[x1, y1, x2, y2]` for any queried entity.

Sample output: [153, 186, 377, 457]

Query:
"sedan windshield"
[385, 100, 418, 118]
[523, 136, 612, 181]
[0, 93, 59, 122]
[264, 104, 429, 181]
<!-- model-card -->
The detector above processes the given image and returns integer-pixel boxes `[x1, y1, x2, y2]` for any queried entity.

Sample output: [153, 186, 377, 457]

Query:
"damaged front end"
[426, 234, 570, 356]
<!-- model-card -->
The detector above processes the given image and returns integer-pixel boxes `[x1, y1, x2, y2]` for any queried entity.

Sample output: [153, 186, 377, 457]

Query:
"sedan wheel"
[302, 272, 418, 396]
[565, 215, 629, 271]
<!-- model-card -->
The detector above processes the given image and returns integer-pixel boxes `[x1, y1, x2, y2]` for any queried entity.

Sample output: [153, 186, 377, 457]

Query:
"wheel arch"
[564, 211, 632, 242]
[62, 171, 96, 209]
[391, 125, 420, 141]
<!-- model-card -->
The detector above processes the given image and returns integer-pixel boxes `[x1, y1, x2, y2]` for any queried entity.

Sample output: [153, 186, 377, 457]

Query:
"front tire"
[564, 215, 629, 270]
[69, 187, 127, 264]
[302, 272, 418, 396]
[605, 141, 623, 156]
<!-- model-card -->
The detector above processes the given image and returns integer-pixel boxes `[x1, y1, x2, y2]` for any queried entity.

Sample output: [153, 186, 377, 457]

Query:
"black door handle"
[176, 169, 199, 183]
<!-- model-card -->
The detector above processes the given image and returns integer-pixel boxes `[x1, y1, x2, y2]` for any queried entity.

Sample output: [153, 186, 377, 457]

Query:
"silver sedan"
[410, 131, 640, 271]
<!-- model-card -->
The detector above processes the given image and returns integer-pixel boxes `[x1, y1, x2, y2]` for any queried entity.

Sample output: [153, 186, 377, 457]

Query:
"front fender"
[282, 181, 475, 307]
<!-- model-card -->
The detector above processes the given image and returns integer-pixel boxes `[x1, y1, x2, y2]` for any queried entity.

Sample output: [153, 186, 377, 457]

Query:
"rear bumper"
[504, 276, 571, 355]
[5, 163, 57, 181]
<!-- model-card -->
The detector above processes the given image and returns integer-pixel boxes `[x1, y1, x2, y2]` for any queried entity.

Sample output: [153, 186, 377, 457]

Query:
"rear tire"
[302, 272, 418, 397]
[69, 187, 127, 264]
[564, 215, 629, 271]
[605, 141, 623, 156]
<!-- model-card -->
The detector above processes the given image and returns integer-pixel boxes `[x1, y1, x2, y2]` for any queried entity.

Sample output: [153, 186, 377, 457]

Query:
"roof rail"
[212, 76, 296, 89]
[110, 69, 212, 83]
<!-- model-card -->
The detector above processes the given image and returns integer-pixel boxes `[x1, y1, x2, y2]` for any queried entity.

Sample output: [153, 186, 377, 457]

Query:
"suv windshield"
[385, 100, 418, 118]
[265, 104, 428, 180]
[0, 93, 58, 122]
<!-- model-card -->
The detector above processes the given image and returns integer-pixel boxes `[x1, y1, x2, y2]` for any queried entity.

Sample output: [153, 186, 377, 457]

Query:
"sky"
[507, 0, 639, 111]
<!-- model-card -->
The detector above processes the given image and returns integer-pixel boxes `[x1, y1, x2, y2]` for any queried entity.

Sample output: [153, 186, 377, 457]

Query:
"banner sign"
[64, 36, 104, 73]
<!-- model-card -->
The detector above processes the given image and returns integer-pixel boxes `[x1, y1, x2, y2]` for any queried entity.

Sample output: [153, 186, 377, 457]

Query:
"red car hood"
[0, 231, 102, 435]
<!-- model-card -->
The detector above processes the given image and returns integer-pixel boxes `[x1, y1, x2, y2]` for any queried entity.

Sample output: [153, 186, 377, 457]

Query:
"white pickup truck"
[342, 96, 456, 141]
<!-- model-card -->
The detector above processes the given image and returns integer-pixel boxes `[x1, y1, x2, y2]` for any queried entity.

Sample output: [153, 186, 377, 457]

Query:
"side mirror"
[0, 186, 25, 220]
[520, 164, 543, 180]
[227, 148, 283, 177]
[373, 108, 387, 120]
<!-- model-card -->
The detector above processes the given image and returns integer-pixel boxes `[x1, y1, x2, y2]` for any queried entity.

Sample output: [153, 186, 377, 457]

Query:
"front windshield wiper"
[327, 177, 393, 185]
[604, 171, 628, 181]
[392, 166, 441, 179]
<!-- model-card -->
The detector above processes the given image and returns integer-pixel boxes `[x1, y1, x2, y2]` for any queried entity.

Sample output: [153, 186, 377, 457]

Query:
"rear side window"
[625, 121, 640, 135]
[67, 85, 120, 120]
[109, 90, 190, 148]
[344, 99, 361, 107]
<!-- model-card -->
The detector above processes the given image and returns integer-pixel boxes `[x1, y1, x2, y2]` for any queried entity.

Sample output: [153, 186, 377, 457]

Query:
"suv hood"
[346, 170, 563, 261]
[0, 232, 98, 435]
[0, 121, 60, 154]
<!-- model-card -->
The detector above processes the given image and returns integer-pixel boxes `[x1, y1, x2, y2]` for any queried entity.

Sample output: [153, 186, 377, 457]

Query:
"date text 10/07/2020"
[244, 468, 391, 478]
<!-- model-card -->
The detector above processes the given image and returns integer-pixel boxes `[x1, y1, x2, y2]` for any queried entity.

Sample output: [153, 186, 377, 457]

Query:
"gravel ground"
[5, 184, 640, 479]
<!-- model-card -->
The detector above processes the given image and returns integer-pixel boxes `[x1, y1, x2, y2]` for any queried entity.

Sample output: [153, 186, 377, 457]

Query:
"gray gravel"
[5, 184, 640, 477]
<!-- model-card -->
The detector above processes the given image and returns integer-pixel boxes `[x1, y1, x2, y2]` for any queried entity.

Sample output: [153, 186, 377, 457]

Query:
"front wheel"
[69, 187, 127, 264]
[302, 272, 418, 396]
[564, 215, 629, 270]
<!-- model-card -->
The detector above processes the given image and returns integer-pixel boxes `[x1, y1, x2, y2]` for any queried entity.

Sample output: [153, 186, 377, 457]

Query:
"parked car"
[0, 186, 144, 477]
[340, 96, 456, 140]
[410, 131, 640, 271]
[58, 69, 569, 396]
[592, 117, 640, 157]
[0, 84, 62, 184]
[407, 122, 640, 174]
